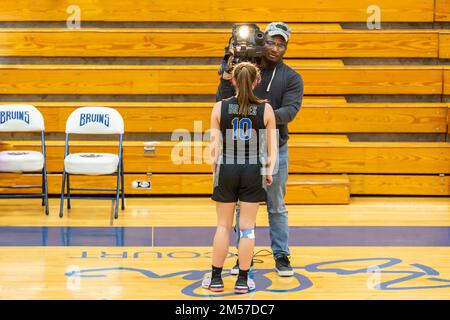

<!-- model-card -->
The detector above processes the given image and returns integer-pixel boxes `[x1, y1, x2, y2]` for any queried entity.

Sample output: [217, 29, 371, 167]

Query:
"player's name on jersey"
[228, 104, 258, 116]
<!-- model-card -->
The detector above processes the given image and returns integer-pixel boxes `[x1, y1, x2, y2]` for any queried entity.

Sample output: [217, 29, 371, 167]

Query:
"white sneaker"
[231, 259, 254, 276]
[248, 278, 256, 291]
[201, 273, 224, 292]
[201, 273, 211, 289]
[231, 261, 239, 275]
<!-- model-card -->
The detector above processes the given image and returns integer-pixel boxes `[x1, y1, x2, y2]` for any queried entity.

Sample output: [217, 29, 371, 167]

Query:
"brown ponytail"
[232, 62, 266, 116]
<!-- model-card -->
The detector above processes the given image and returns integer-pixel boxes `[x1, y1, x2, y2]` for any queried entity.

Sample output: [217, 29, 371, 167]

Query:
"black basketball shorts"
[211, 163, 267, 203]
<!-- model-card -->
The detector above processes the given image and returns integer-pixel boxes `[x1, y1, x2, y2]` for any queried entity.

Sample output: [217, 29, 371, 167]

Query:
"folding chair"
[0, 104, 49, 215]
[59, 107, 125, 219]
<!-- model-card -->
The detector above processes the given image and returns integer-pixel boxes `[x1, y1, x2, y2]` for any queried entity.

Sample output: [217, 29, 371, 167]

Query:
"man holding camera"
[215, 22, 304, 276]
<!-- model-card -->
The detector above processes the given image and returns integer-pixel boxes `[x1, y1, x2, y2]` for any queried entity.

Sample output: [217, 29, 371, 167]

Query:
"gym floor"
[0, 197, 449, 299]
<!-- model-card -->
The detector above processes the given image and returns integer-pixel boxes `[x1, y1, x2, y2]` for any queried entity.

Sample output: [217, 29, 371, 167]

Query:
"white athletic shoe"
[248, 278, 256, 291]
[231, 261, 239, 275]
[201, 273, 224, 292]
[231, 259, 254, 276]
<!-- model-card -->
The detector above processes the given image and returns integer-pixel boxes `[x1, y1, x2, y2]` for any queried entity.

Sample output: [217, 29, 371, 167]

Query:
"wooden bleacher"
[0, 172, 351, 204]
[0, 0, 436, 22]
[4, 171, 450, 193]
[0, 63, 445, 95]
[445, 68, 450, 95]
[436, 0, 450, 21]
[0, 27, 448, 59]
[448, 105, 450, 135]
[1, 138, 450, 202]
[349, 174, 450, 195]
[0, 142, 11, 151]
[2, 172, 450, 198]
[2, 100, 446, 134]
[2, 139, 449, 174]
[440, 32, 450, 59]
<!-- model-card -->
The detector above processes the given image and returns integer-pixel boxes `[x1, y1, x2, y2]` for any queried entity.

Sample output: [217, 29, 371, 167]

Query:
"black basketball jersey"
[219, 96, 266, 164]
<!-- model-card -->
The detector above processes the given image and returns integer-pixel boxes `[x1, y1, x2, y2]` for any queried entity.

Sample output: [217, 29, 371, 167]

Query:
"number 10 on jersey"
[232, 118, 252, 140]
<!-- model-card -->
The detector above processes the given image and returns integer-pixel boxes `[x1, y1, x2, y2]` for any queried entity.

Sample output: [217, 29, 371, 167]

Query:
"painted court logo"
[65, 257, 450, 297]
[0, 111, 30, 125]
[79, 113, 110, 127]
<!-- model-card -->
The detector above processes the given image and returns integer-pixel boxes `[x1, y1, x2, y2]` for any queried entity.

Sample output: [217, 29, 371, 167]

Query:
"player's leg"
[237, 201, 258, 271]
[235, 201, 258, 294]
[234, 164, 265, 294]
[202, 201, 236, 292]
[212, 202, 236, 269]
[231, 200, 241, 275]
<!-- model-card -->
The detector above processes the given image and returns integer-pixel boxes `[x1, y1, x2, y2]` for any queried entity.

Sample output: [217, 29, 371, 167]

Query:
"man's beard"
[261, 56, 279, 70]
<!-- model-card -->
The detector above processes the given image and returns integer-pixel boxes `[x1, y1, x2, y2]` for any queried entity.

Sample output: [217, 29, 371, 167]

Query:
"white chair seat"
[0, 150, 44, 173]
[64, 153, 119, 175]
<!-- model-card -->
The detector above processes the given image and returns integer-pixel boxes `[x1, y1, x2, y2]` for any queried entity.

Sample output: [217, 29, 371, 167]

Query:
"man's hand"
[265, 175, 273, 186]
[222, 55, 234, 80]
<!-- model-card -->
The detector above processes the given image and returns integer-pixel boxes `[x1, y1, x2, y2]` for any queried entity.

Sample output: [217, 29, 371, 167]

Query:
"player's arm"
[209, 101, 222, 173]
[264, 103, 278, 184]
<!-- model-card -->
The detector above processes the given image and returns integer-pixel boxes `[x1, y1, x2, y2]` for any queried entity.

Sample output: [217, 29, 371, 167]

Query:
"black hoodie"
[215, 59, 304, 147]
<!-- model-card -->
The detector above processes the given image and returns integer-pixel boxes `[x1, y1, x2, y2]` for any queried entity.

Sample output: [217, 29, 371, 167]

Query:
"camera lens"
[256, 32, 264, 39]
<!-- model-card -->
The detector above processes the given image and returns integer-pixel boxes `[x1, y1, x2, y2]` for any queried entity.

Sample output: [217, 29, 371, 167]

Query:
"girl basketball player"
[203, 62, 277, 294]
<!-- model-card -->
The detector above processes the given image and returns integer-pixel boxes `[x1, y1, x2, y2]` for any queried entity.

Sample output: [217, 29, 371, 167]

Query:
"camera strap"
[266, 67, 277, 92]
